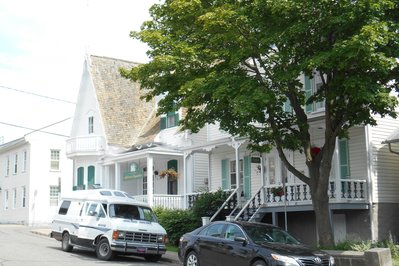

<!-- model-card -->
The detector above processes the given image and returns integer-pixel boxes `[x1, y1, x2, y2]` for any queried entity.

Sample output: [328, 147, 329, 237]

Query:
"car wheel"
[185, 251, 200, 266]
[96, 238, 114, 261]
[61, 232, 73, 252]
[144, 254, 162, 262]
[252, 259, 266, 266]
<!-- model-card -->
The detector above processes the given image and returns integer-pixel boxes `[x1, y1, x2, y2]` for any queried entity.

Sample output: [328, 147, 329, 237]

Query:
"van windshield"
[109, 204, 158, 222]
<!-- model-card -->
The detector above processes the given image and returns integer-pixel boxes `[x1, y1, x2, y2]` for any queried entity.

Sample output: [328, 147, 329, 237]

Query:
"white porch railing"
[134, 193, 201, 210]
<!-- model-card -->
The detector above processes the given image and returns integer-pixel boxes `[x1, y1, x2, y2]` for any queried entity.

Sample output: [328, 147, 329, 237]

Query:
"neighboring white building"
[0, 128, 73, 226]
[67, 55, 399, 244]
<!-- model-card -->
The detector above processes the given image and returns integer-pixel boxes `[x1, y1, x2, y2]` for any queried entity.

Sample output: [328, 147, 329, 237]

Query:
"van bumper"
[111, 241, 167, 255]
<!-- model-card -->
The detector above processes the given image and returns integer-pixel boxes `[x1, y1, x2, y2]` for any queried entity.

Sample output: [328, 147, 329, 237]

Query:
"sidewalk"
[30, 227, 181, 264]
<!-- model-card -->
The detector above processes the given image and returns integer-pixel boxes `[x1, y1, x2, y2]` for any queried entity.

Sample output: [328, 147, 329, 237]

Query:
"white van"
[51, 189, 167, 262]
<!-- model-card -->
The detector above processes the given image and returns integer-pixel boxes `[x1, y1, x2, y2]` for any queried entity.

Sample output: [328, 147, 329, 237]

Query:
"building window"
[12, 188, 17, 209]
[50, 150, 60, 171]
[5, 156, 10, 176]
[160, 111, 179, 130]
[4, 190, 8, 210]
[230, 160, 243, 189]
[304, 75, 325, 113]
[13, 154, 18, 174]
[339, 138, 350, 179]
[22, 150, 27, 172]
[22, 186, 26, 208]
[88, 116, 94, 134]
[50, 186, 60, 206]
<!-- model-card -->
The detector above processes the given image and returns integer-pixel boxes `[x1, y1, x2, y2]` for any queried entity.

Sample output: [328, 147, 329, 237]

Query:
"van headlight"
[271, 254, 300, 266]
[329, 256, 335, 265]
[112, 230, 125, 240]
[159, 235, 168, 244]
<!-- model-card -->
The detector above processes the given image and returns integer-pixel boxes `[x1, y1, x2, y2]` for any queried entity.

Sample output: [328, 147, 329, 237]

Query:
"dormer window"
[88, 116, 94, 134]
[160, 111, 179, 130]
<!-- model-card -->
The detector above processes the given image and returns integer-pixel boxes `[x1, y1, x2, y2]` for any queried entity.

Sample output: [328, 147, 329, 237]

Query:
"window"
[268, 157, 276, 184]
[50, 150, 60, 171]
[304, 75, 325, 113]
[88, 166, 95, 186]
[199, 223, 224, 238]
[58, 200, 71, 215]
[160, 111, 179, 130]
[76, 167, 85, 190]
[88, 116, 94, 134]
[4, 190, 8, 210]
[22, 150, 27, 172]
[167, 160, 178, 195]
[224, 224, 245, 240]
[21, 186, 26, 208]
[5, 156, 10, 176]
[230, 159, 243, 189]
[50, 186, 60, 206]
[12, 188, 17, 209]
[13, 154, 18, 174]
[339, 139, 350, 179]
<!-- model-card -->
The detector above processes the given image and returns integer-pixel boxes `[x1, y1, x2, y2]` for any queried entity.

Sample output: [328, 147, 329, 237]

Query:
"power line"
[0, 85, 76, 104]
[0, 118, 71, 138]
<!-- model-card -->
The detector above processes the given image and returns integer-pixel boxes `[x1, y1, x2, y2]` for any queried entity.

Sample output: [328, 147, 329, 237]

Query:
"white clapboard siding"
[207, 122, 231, 142]
[369, 116, 399, 203]
[347, 127, 368, 179]
[193, 153, 209, 192]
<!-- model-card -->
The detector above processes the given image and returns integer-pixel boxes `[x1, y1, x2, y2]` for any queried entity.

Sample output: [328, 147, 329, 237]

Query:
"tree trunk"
[312, 190, 334, 247]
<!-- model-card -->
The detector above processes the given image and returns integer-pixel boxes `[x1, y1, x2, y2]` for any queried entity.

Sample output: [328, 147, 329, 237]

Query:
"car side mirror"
[234, 236, 248, 246]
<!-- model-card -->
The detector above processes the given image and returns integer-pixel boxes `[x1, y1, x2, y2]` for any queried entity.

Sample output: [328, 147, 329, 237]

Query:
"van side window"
[59, 201, 71, 215]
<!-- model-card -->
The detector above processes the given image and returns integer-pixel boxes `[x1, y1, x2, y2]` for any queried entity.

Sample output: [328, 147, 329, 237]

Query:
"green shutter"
[77, 167, 84, 186]
[243, 156, 251, 199]
[160, 116, 167, 130]
[88, 166, 95, 185]
[174, 112, 179, 126]
[167, 159, 178, 171]
[339, 139, 350, 179]
[221, 159, 228, 189]
[304, 75, 313, 113]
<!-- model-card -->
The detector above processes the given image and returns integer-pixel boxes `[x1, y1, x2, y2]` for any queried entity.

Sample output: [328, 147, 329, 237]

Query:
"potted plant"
[159, 168, 179, 181]
[271, 186, 285, 196]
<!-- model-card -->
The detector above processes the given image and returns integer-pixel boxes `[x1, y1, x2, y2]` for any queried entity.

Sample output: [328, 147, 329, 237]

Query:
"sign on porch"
[124, 163, 144, 180]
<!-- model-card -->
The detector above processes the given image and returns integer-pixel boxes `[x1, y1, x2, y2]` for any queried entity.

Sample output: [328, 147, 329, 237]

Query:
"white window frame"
[13, 153, 18, 174]
[4, 190, 9, 210]
[5, 156, 10, 176]
[88, 116, 94, 134]
[50, 150, 60, 171]
[12, 188, 17, 209]
[50, 185, 60, 206]
[229, 159, 243, 189]
[21, 186, 26, 208]
[22, 150, 27, 172]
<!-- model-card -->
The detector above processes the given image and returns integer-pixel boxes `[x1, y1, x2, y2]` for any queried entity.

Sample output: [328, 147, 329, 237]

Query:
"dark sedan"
[178, 221, 335, 266]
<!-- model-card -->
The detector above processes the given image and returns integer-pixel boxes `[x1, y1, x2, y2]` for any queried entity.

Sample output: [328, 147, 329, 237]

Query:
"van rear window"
[59, 200, 71, 215]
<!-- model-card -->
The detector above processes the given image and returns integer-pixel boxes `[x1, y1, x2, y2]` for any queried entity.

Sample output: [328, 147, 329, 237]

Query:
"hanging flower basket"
[271, 186, 284, 196]
[159, 168, 179, 181]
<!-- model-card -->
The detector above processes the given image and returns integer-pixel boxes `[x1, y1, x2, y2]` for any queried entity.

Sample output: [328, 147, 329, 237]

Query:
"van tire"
[61, 232, 73, 252]
[144, 254, 162, 262]
[96, 238, 114, 261]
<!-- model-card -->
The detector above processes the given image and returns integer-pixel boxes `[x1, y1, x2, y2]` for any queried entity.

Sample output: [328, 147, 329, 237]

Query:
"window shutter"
[221, 159, 228, 190]
[88, 166, 95, 185]
[304, 75, 313, 113]
[160, 116, 167, 130]
[77, 167, 84, 189]
[174, 112, 179, 127]
[339, 139, 350, 179]
[243, 156, 251, 199]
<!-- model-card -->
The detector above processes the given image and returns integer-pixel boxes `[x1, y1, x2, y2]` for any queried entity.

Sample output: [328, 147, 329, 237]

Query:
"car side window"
[200, 224, 224, 238]
[224, 224, 245, 240]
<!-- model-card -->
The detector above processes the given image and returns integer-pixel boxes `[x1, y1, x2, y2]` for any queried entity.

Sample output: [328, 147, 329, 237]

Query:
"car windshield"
[242, 223, 301, 245]
[109, 204, 158, 222]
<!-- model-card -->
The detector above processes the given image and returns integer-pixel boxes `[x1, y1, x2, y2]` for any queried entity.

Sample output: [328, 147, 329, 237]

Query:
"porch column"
[147, 155, 154, 207]
[114, 163, 120, 190]
[334, 137, 341, 200]
[230, 138, 244, 199]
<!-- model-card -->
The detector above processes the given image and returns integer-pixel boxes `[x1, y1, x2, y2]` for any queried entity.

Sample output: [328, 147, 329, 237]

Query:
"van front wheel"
[96, 238, 114, 261]
[61, 232, 73, 252]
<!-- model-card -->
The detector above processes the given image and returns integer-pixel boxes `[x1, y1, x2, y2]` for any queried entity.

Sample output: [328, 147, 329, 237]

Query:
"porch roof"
[385, 127, 399, 144]
[102, 143, 183, 165]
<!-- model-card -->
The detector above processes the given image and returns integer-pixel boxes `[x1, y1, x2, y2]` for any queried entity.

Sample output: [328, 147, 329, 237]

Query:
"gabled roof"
[89, 55, 160, 147]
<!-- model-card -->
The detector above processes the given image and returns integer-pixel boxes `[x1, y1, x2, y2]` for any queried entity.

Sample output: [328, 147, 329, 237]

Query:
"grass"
[166, 244, 179, 252]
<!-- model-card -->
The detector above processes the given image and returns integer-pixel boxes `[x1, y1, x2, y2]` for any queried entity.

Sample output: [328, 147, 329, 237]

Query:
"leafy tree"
[123, 0, 399, 246]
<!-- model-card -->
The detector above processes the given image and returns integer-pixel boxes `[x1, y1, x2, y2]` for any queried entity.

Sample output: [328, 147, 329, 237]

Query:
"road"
[0, 225, 181, 266]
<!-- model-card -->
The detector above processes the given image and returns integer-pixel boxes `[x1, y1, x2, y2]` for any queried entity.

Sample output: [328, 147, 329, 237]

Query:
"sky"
[0, 0, 160, 144]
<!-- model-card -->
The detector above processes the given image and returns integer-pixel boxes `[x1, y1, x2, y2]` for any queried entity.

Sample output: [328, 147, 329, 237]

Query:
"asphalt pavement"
[30, 227, 181, 264]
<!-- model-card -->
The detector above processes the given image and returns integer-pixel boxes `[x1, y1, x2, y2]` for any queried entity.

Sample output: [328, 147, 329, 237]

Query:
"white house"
[0, 128, 73, 226]
[67, 55, 399, 245]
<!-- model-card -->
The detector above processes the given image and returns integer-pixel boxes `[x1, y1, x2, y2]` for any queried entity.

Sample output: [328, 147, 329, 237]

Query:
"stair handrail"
[234, 185, 265, 221]
[210, 187, 240, 222]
